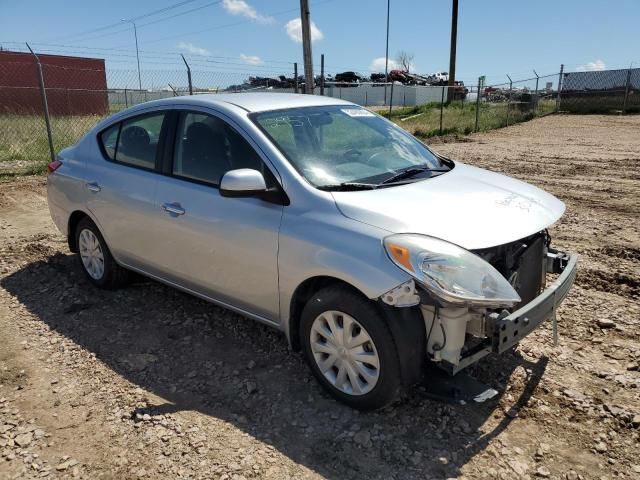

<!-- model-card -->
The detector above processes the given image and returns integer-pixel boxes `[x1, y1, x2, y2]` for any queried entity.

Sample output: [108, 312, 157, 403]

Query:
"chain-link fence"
[1, 51, 637, 177]
[381, 72, 559, 138]
[0, 50, 298, 176]
[559, 67, 640, 114]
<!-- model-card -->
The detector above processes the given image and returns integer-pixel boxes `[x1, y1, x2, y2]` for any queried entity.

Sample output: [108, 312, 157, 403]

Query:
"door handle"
[86, 182, 101, 193]
[162, 202, 185, 216]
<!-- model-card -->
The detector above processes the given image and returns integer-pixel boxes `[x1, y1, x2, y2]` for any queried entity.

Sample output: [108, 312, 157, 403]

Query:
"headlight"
[383, 234, 521, 307]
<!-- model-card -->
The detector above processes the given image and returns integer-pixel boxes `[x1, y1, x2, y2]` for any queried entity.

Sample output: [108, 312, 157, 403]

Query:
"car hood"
[331, 162, 565, 250]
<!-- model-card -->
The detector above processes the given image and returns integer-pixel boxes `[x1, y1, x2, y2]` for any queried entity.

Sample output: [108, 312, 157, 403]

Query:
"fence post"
[124, 88, 129, 108]
[294, 63, 299, 93]
[506, 74, 513, 126]
[474, 76, 481, 132]
[533, 69, 539, 114]
[320, 54, 325, 96]
[556, 64, 564, 112]
[622, 68, 632, 114]
[388, 81, 394, 116]
[181, 54, 193, 95]
[26, 43, 55, 163]
[439, 86, 445, 134]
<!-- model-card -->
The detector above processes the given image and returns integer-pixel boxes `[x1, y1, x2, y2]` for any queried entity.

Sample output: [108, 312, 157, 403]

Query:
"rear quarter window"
[100, 124, 120, 160]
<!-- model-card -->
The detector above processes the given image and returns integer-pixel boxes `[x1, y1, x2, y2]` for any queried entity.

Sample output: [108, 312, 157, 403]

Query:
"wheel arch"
[67, 210, 91, 253]
[288, 275, 366, 351]
[288, 275, 426, 387]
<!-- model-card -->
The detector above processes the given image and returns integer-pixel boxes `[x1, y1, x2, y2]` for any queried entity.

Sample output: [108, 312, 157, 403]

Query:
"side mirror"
[219, 169, 267, 198]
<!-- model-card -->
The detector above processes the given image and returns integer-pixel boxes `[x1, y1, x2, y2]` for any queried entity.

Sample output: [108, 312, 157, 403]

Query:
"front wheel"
[300, 286, 402, 410]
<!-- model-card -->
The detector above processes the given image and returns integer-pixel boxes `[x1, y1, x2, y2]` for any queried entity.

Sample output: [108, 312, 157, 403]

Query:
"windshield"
[252, 105, 448, 188]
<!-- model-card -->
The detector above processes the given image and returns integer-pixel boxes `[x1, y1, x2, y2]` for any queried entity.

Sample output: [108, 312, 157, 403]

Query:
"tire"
[300, 286, 402, 410]
[75, 217, 129, 289]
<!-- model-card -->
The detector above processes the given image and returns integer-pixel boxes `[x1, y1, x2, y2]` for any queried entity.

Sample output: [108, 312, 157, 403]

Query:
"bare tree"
[397, 51, 415, 73]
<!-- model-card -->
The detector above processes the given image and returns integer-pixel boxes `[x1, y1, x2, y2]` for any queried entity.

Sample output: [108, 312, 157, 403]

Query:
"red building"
[0, 50, 108, 115]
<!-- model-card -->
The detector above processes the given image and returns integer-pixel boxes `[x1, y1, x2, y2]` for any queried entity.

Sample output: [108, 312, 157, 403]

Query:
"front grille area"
[474, 232, 547, 307]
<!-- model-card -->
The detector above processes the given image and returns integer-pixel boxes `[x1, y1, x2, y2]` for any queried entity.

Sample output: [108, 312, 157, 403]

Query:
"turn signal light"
[386, 243, 414, 272]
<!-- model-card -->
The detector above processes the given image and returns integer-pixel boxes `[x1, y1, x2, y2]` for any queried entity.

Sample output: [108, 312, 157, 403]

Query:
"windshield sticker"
[264, 116, 306, 128]
[341, 108, 375, 118]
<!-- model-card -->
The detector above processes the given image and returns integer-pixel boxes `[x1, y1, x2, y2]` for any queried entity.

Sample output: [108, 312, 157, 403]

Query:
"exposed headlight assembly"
[384, 234, 521, 308]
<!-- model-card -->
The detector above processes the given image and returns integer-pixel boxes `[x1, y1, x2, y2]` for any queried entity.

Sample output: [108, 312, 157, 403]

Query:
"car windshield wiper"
[317, 182, 378, 191]
[379, 165, 449, 185]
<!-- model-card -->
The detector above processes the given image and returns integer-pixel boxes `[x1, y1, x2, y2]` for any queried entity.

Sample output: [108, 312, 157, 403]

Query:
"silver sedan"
[47, 93, 577, 410]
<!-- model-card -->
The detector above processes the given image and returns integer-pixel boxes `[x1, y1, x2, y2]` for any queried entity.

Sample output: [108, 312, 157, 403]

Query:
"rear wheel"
[300, 286, 402, 410]
[75, 217, 129, 289]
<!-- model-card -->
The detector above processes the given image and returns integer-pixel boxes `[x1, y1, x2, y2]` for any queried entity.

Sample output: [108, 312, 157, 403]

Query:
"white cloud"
[369, 57, 400, 72]
[284, 18, 324, 43]
[239, 53, 264, 65]
[176, 42, 210, 56]
[222, 0, 273, 24]
[576, 59, 606, 71]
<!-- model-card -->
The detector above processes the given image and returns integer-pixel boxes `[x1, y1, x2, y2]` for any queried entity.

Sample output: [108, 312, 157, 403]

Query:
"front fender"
[278, 210, 410, 342]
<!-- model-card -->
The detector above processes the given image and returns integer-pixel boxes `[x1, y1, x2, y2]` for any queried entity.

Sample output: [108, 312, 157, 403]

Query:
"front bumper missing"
[441, 250, 578, 375]
[489, 250, 577, 354]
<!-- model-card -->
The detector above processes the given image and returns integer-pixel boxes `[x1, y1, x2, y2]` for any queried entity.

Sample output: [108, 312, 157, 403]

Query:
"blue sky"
[1, 0, 638, 85]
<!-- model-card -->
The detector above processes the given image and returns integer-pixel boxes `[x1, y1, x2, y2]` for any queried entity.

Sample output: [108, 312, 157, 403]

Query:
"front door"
[153, 110, 283, 321]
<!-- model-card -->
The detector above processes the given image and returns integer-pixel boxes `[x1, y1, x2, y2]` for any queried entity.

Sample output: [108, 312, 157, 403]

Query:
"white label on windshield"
[341, 108, 375, 117]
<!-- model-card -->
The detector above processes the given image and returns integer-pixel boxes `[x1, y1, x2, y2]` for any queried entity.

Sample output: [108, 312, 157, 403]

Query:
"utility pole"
[299, 0, 314, 94]
[384, 0, 390, 104]
[447, 0, 458, 103]
[121, 18, 142, 91]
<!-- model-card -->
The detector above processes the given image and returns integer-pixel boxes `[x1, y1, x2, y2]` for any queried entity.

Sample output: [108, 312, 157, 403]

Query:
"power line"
[42, 0, 201, 42]
[7, 0, 335, 56]
[110, 0, 336, 48]
[133, 0, 223, 28]
[63, 0, 225, 44]
[0, 40, 296, 67]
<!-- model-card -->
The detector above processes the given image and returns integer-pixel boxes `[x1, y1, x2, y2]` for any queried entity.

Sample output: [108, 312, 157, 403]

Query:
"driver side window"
[172, 111, 266, 186]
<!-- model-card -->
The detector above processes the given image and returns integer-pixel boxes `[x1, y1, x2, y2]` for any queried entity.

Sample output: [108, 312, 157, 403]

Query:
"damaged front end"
[382, 231, 578, 374]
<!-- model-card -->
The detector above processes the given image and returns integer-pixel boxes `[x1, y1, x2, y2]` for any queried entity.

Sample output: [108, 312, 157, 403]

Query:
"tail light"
[47, 157, 62, 174]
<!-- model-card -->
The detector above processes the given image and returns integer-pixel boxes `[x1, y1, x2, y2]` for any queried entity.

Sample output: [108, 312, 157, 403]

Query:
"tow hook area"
[380, 280, 420, 307]
[418, 363, 499, 404]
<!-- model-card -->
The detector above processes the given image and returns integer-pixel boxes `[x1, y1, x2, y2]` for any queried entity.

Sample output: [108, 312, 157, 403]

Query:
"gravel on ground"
[0, 114, 638, 479]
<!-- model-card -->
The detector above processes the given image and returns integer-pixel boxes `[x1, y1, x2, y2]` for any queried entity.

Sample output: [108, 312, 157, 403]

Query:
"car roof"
[158, 92, 354, 113]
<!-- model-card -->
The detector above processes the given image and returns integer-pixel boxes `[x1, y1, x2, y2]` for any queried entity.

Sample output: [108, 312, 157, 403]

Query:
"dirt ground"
[0, 114, 638, 480]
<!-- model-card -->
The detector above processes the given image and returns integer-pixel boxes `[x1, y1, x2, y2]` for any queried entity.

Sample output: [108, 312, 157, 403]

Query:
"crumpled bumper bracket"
[489, 251, 578, 354]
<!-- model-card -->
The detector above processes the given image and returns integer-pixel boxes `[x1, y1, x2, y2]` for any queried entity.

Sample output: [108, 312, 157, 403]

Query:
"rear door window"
[117, 113, 165, 169]
[99, 112, 166, 169]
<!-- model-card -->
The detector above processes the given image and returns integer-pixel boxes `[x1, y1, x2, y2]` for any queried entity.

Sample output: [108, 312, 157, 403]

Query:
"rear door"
[86, 110, 170, 274]
[152, 109, 284, 321]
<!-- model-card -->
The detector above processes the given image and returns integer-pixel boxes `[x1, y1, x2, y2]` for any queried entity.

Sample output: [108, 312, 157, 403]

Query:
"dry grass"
[383, 100, 557, 139]
[0, 114, 105, 176]
[0, 99, 555, 177]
